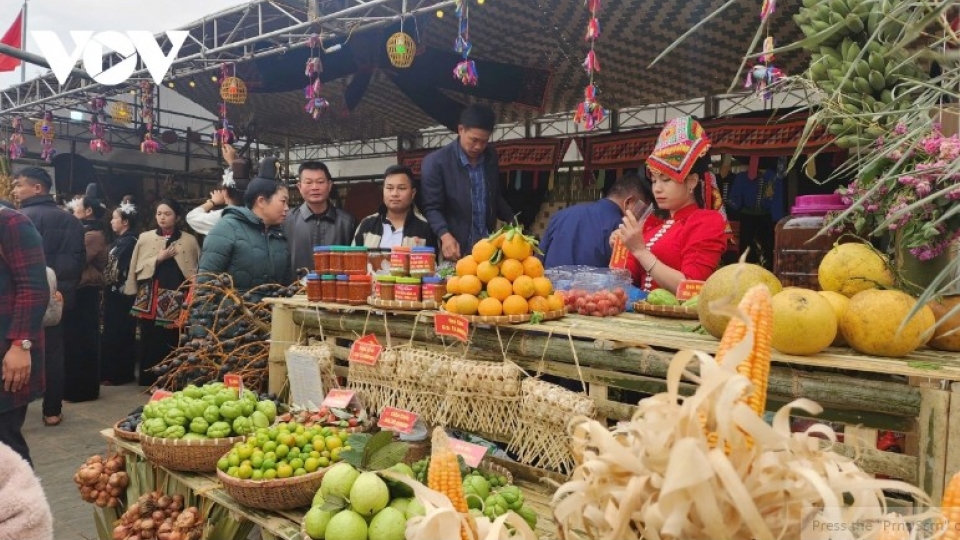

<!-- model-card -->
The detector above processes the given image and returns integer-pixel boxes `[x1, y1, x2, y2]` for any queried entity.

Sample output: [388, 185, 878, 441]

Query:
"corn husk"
[552, 325, 940, 540]
[381, 470, 538, 540]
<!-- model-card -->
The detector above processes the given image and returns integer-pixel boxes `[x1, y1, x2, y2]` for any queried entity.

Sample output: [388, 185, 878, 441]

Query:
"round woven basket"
[113, 421, 141, 442]
[137, 427, 245, 473]
[633, 301, 698, 320]
[441, 307, 566, 325]
[367, 296, 438, 311]
[217, 467, 327, 510]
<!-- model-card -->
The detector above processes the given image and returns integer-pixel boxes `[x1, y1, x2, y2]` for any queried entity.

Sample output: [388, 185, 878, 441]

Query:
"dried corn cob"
[427, 427, 470, 540]
[941, 472, 960, 540]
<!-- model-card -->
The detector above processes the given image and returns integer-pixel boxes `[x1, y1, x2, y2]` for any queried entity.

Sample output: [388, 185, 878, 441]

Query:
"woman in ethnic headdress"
[100, 199, 139, 385]
[613, 116, 727, 294]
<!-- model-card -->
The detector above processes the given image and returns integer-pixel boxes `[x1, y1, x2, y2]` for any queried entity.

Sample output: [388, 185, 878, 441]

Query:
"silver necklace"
[642, 219, 675, 291]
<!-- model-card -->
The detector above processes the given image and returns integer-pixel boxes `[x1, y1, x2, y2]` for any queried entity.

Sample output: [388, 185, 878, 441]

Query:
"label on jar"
[395, 283, 420, 302]
[409, 254, 435, 275]
[390, 252, 410, 274]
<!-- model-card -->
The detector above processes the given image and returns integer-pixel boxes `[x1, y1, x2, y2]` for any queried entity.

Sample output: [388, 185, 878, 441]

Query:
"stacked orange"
[444, 227, 564, 317]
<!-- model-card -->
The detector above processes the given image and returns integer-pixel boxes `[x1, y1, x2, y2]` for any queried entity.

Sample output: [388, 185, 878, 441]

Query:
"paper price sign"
[676, 280, 705, 301]
[321, 389, 356, 409]
[149, 390, 173, 402]
[434, 313, 469, 342]
[348, 334, 382, 365]
[449, 438, 488, 468]
[377, 406, 418, 434]
[223, 373, 244, 395]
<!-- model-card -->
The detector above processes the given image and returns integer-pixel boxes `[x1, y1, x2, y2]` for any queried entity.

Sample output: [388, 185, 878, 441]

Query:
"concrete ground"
[24, 383, 146, 540]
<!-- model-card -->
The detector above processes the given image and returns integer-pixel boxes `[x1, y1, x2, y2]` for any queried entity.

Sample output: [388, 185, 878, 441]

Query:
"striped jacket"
[353, 207, 437, 250]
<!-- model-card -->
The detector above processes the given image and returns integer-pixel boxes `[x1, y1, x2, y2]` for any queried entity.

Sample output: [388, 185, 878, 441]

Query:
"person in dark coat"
[419, 105, 514, 262]
[283, 161, 355, 273]
[353, 165, 436, 250]
[100, 201, 139, 385]
[199, 178, 292, 295]
[11, 167, 84, 427]
[0, 206, 49, 464]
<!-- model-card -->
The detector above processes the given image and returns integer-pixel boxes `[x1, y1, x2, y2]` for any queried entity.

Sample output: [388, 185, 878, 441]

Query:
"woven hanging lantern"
[34, 117, 55, 140]
[110, 101, 132, 125]
[219, 76, 248, 104]
[387, 32, 416, 68]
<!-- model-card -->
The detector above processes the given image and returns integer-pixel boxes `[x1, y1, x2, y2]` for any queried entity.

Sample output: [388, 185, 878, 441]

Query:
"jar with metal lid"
[421, 276, 445, 304]
[343, 246, 369, 276]
[390, 246, 411, 276]
[335, 275, 349, 304]
[348, 275, 373, 305]
[329, 247, 345, 275]
[409, 247, 437, 277]
[773, 195, 848, 289]
[320, 275, 336, 303]
[395, 277, 421, 302]
[306, 272, 322, 302]
[313, 246, 331, 274]
[376, 275, 397, 301]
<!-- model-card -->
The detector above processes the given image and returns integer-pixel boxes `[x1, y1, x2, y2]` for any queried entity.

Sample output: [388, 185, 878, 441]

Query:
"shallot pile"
[113, 491, 203, 540]
[74, 453, 128, 508]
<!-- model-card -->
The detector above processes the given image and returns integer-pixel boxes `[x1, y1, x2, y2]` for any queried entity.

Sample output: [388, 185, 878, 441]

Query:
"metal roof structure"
[0, 0, 807, 155]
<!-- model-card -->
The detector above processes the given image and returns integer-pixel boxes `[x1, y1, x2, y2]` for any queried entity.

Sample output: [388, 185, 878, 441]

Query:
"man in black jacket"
[420, 105, 514, 262]
[283, 161, 356, 273]
[12, 167, 85, 427]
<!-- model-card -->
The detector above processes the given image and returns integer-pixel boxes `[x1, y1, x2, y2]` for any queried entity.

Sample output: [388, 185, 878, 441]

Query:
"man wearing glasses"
[283, 162, 356, 273]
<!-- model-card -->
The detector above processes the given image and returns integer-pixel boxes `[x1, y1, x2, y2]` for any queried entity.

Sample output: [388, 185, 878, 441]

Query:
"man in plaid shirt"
[0, 206, 49, 465]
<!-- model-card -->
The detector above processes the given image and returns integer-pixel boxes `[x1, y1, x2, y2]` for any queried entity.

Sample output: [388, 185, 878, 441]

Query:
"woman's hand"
[222, 144, 238, 164]
[157, 245, 178, 262]
[619, 209, 647, 253]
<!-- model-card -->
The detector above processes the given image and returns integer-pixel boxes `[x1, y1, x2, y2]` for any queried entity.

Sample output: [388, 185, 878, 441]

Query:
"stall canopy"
[180, 0, 805, 146]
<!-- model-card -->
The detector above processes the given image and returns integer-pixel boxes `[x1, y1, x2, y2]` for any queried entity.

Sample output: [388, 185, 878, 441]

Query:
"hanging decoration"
[387, 31, 417, 68]
[303, 36, 329, 120]
[214, 65, 237, 145]
[139, 82, 160, 154]
[87, 96, 112, 155]
[110, 101, 132, 125]
[452, 0, 477, 86]
[8, 117, 26, 159]
[573, 0, 606, 130]
[219, 63, 248, 105]
[745, 1, 784, 100]
[34, 111, 56, 162]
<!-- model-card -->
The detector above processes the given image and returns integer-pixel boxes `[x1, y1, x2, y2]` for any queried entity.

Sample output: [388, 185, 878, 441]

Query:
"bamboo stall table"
[266, 296, 960, 503]
[100, 429, 304, 540]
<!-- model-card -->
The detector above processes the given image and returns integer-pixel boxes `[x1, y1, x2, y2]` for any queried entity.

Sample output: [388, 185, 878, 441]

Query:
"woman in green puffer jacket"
[198, 178, 292, 294]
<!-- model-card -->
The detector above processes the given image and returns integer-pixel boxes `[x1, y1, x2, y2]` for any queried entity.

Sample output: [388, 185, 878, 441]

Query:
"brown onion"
[107, 497, 120, 508]
[151, 510, 164, 522]
[140, 518, 155, 530]
[156, 495, 171, 509]
[112, 524, 128, 540]
[78, 466, 101, 483]
[140, 529, 155, 540]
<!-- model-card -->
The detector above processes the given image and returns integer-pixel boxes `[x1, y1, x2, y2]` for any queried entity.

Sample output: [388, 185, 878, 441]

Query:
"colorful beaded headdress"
[646, 116, 711, 183]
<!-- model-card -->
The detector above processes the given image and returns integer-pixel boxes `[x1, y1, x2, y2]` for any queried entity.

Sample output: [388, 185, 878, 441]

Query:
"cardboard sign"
[676, 280, 705, 302]
[285, 349, 326, 411]
[149, 390, 173, 402]
[348, 334, 383, 365]
[223, 373, 244, 396]
[378, 406, 418, 434]
[322, 389, 356, 409]
[449, 438, 488, 468]
[434, 313, 469, 342]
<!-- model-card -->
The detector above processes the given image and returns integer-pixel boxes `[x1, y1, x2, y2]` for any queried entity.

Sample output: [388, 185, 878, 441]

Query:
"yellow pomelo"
[817, 290, 850, 346]
[841, 289, 935, 357]
[817, 243, 894, 297]
[697, 262, 783, 338]
[772, 288, 837, 355]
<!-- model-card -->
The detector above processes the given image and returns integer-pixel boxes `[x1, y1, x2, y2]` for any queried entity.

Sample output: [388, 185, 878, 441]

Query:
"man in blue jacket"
[420, 105, 514, 261]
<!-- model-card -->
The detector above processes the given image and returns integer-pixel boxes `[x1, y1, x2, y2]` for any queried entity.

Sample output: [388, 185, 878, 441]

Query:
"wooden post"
[267, 305, 299, 394]
[917, 384, 951, 503]
[945, 382, 960, 491]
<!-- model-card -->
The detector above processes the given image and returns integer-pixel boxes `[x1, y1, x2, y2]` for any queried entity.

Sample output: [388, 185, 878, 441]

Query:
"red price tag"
[348, 334, 383, 365]
[449, 438, 488, 468]
[321, 389, 355, 409]
[609, 235, 629, 269]
[149, 390, 173, 402]
[434, 313, 469, 342]
[377, 406, 418, 434]
[676, 280, 705, 302]
[223, 373, 244, 395]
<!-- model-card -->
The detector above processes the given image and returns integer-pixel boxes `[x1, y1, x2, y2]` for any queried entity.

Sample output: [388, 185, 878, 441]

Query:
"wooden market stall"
[266, 297, 960, 505]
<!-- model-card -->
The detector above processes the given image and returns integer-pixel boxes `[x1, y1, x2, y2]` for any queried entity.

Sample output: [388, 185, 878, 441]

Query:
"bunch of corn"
[427, 427, 470, 540]
[940, 472, 960, 540]
[704, 284, 773, 448]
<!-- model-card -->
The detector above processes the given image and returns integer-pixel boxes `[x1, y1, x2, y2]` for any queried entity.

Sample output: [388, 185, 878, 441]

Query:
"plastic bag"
[545, 266, 631, 317]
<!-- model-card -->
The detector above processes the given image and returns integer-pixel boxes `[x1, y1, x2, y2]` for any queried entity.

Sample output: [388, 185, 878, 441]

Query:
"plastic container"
[376, 275, 396, 301]
[421, 276, 445, 304]
[369, 249, 391, 274]
[313, 246, 330, 274]
[409, 247, 437, 277]
[329, 246, 345, 275]
[343, 247, 369, 276]
[545, 265, 632, 317]
[390, 246, 411, 276]
[306, 272, 322, 302]
[335, 275, 349, 304]
[395, 277, 421, 302]
[348, 275, 373, 305]
[774, 194, 848, 290]
[320, 275, 336, 303]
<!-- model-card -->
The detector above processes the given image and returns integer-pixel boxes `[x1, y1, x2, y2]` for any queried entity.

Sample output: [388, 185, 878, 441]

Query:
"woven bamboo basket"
[441, 359, 522, 436]
[366, 296, 438, 311]
[348, 347, 400, 414]
[394, 348, 452, 425]
[440, 308, 566, 325]
[477, 460, 513, 486]
[113, 421, 141, 442]
[633, 301, 698, 319]
[137, 427, 245, 473]
[217, 467, 326, 510]
[507, 379, 597, 473]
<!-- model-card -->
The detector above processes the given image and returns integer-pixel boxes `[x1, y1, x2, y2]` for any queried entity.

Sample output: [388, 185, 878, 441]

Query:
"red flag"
[0, 10, 24, 73]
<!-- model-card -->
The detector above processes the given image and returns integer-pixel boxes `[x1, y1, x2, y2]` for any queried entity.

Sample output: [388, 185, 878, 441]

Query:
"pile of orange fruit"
[444, 226, 565, 317]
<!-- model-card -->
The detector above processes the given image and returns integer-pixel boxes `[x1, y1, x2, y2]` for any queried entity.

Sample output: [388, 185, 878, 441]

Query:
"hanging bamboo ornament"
[387, 31, 416, 68]
[110, 101, 132, 125]
[220, 76, 248, 104]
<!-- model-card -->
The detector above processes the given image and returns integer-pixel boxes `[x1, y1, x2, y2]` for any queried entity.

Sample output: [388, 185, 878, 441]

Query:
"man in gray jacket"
[283, 161, 355, 273]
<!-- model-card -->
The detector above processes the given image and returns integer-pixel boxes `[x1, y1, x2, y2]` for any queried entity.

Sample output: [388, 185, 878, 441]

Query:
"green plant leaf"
[319, 493, 349, 512]
[340, 433, 369, 468]
[362, 431, 395, 468]
[530, 311, 544, 325]
[367, 441, 411, 471]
